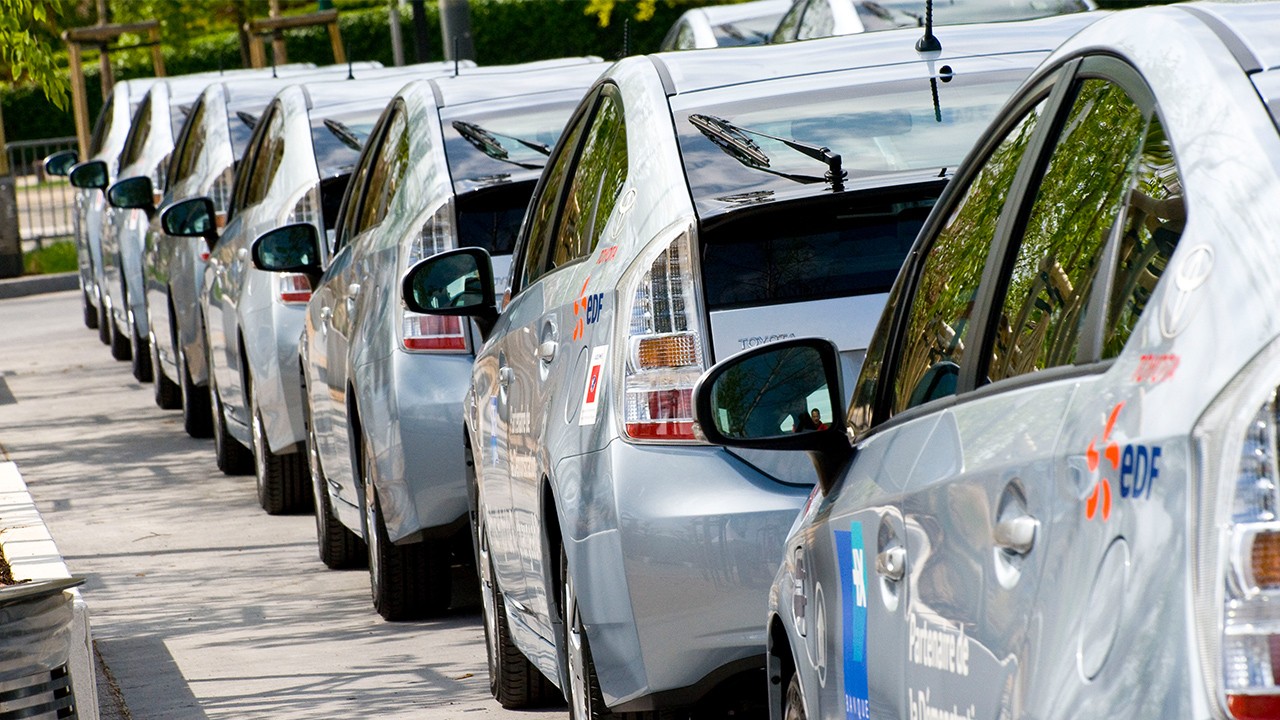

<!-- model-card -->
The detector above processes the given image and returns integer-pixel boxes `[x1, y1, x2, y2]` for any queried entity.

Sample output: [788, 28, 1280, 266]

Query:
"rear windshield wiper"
[324, 118, 367, 152]
[689, 113, 846, 190]
[236, 111, 259, 130]
[452, 120, 549, 170]
[714, 22, 770, 43]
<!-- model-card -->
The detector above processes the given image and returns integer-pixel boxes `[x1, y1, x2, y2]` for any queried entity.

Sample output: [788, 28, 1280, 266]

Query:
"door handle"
[498, 366, 513, 389]
[347, 283, 361, 296]
[538, 340, 557, 363]
[237, 247, 248, 260]
[875, 546, 905, 582]
[994, 516, 1039, 555]
[319, 307, 333, 322]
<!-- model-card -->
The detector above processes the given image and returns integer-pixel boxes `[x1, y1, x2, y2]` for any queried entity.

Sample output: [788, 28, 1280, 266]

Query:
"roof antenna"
[916, 0, 941, 52]
[270, 38, 278, 78]
[622, 18, 631, 59]
[347, 59, 354, 80]
[453, 36, 460, 76]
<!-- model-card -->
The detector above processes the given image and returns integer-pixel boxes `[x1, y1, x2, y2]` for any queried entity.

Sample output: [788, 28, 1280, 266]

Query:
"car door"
[896, 63, 1158, 717]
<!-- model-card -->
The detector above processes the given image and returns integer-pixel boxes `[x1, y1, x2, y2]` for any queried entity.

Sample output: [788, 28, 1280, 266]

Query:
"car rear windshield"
[455, 180, 537, 256]
[712, 15, 781, 46]
[700, 185, 941, 310]
[442, 102, 578, 189]
[310, 105, 382, 177]
[675, 66, 1029, 214]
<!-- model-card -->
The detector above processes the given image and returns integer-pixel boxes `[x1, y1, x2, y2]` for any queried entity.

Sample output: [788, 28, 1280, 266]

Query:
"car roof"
[1176, 2, 1280, 73]
[428, 60, 605, 108]
[651, 11, 1100, 96]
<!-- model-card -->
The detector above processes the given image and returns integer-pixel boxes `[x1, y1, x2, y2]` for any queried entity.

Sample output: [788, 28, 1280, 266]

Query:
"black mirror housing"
[161, 197, 219, 248]
[251, 223, 322, 279]
[106, 176, 155, 213]
[401, 247, 498, 316]
[68, 160, 108, 190]
[693, 336, 852, 494]
[43, 150, 78, 177]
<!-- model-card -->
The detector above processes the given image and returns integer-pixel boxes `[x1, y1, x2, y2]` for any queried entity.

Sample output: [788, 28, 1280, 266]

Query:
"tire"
[83, 290, 98, 329]
[563, 549, 611, 720]
[480, 521, 556, 708]
[783, 673, 807, 720]
[109, 313, 131, 361]
[151, 332, 182, 410]
[130, 310, 153, 383]
[179, 344, 213, 438]
[97, 298, 110, 345]
[362, 439, 450, 621]
[209, 356, 253, 475]
[251, 398, 310, 515]
[306, 398, 365, 569]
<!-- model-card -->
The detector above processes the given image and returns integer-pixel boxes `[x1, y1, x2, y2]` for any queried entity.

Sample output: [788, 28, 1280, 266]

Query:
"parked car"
[660, 0, 791, 50]
[97, 65, 321, 380]
[399, 14, 1096, 718]
[692, 2, 1280, 718]
[44, 77, 159, 335]
[139, 64, 424, 435]
[770, 0, 1093, 43]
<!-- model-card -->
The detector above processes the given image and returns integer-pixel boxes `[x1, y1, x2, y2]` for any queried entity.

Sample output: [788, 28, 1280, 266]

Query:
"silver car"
[253, 59, 604, 621]
[660, 0, 791, 50]
[101, 66, 318, 380]
[400, 14, 1096, 717]
[140, 64, 388, 432]
[694, 2, 1280, 718]
[771, 0, 1093, 42]
[44, 78, 158, 336]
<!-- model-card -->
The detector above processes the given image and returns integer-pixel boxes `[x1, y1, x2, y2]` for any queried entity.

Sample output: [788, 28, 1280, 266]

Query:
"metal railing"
[6, 137, 78, 252]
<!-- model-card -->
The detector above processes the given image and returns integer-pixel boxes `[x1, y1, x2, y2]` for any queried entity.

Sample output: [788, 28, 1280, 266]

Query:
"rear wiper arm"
[323, 118, 367, 152]
[452, 120, 549, 170]
[689, 113, 846, 190]
[236, 111, 259, 130]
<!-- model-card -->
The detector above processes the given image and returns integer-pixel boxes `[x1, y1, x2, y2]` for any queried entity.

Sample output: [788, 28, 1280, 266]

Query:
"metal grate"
[0, 664, 77, 719]
[5, 137, 78, 251]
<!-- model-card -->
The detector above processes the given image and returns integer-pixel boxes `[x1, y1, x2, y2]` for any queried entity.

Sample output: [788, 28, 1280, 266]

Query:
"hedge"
[2, 0, 707, 144]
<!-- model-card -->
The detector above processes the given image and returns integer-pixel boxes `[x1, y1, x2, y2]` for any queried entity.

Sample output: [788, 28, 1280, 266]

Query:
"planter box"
[0, 462, 98, 720]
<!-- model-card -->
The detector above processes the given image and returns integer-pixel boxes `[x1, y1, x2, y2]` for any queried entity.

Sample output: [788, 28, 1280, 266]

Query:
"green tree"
[0, 0, 69, 109]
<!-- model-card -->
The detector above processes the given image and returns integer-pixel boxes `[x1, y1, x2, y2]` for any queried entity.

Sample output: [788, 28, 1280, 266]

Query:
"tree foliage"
[0, 0, 69, 109]
[584, 0, 661, 27]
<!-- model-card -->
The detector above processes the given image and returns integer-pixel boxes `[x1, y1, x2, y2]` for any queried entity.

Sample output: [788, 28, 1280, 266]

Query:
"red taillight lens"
[402, 314, 466, 352]
[278, 273, 311, 304]
[1228, 693, 1280, 720]
[624, 388, 694, 440]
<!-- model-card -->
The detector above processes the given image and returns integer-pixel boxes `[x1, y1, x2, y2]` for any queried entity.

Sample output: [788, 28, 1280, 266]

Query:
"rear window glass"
[455, 180, 537, 257]
[442, 102, 577, 189]
[310, 105, 382, 177]
[711, 15, 781, 46]
[701, 188, 939, 310]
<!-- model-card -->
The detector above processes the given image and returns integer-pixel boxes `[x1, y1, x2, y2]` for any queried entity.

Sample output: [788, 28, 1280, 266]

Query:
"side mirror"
[106, 176, 155, 214]
[161, 197, 219, 249]
[251, 223, 322, 284]
[43, 150, 79, 177]
[401, 247, 499, 335]
[693, 337, 852, 494]
[68, 160, 109, 190]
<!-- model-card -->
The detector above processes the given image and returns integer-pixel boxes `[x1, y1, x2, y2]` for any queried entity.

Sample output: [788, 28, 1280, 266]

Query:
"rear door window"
[548, 87, 627, 271]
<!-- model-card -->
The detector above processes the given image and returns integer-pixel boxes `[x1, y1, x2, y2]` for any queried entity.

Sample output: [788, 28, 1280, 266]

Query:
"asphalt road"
[0, 289, 567, 720]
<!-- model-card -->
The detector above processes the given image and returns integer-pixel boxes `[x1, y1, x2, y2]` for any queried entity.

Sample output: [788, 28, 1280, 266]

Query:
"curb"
[0, 272, 79, 300]
[0, 461, 100, 720]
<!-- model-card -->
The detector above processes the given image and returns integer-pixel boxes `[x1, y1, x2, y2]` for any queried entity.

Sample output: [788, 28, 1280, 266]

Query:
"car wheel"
[250, 393, 309, 515]
[307, 406, 365, 568]
[178, 344, 212, 438]
[479, 520, 556, 708]
[83, 290, 98, 329]
[563, 548, 611, 720]
[97, 297, 110, 345]
[129, 309, 153, 383]
[783, 673, 806, 720]
[109, 310, 131, 361]
[209, 355, 253, 475]
[362, 440, 450, 621]
[151, 332, 182, 409]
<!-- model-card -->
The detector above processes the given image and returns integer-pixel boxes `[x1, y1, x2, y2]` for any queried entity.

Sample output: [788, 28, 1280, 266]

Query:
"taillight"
[399, 202, 465, 353]
[1196, 339, 1280, 719]
[620, 226, 706, 442]
[277, 273, 311, 304]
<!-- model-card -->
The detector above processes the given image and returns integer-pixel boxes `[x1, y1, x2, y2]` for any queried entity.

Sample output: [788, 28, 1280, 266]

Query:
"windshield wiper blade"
[689, 113, 846, 190]
[323, 118, 366, 152]
[236, 111, 259, 130]
[452, 120, 549, 169]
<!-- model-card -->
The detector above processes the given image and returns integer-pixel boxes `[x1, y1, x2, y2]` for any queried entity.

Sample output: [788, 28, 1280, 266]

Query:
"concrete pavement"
[0, 289, 567, 720]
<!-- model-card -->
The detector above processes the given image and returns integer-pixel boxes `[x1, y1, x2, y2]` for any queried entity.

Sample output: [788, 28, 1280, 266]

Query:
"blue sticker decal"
[836, 523, 870, 720]
[489, 396, 499, 466]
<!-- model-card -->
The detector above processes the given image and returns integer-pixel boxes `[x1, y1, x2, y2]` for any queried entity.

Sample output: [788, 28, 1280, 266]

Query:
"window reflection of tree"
[988, 80, 1146, 382]
[1104, 115, 1182, 358]
[893, 100, 1046, 413]
[551, 95, 627, 270]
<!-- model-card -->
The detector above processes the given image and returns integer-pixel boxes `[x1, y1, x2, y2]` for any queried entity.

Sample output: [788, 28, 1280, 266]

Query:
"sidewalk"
[0, 271, 77, 299]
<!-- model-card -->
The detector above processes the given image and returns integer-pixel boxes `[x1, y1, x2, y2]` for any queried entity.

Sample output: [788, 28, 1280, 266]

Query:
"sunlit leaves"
[0, 0, 69, 109]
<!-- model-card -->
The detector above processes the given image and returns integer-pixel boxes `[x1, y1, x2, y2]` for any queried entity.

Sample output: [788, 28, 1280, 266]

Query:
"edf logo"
[1085, 401, 1161, 521]
[585, 293, 604, 325]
